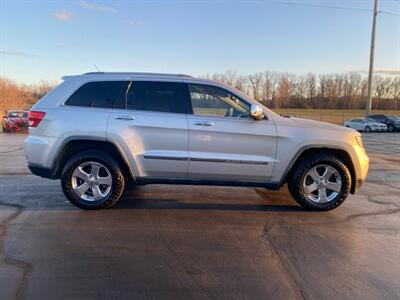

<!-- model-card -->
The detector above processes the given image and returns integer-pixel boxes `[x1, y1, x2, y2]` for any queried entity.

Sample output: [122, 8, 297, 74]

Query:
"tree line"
[0, 77, 55, 114]
[1, 71, 400, 114]
[203, 70, 400, 110]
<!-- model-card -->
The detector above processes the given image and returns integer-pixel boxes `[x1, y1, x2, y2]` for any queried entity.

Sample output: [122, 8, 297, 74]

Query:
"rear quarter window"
[65, 81, 128, 109]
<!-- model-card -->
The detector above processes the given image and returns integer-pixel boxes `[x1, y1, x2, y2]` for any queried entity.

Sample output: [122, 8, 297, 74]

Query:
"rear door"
[186, 83, 277, 181]
[107, 80, 190, 178]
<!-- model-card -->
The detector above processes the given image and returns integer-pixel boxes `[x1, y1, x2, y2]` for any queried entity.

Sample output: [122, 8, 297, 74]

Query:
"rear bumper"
[24, 135, 60, 169]
[28, 164, 56, 179]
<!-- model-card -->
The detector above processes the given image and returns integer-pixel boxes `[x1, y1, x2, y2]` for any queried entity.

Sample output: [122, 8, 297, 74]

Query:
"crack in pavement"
[0, 200, 33, 300]
[366, 195, 400, 209]
[0, 146, 24, 154]
[341, 207, 400, 223]
[261, 227, 307, 300]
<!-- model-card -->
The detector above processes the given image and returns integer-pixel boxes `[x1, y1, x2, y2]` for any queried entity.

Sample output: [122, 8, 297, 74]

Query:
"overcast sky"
[1, 0, 399, 84]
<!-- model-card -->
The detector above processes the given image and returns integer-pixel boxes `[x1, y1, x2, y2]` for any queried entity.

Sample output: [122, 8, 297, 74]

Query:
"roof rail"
[82, 72, 194, 78]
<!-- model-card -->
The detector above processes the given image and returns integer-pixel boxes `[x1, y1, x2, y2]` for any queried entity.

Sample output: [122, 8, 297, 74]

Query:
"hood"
[274, 115, 355, 133]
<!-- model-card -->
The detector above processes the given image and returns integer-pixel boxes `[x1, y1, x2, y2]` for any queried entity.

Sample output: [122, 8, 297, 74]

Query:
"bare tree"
[247, 72, 263, 101]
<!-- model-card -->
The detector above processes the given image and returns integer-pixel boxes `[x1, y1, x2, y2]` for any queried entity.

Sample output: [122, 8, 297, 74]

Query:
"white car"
[344, 118, 387, 132]
[24, 72, 369, 211]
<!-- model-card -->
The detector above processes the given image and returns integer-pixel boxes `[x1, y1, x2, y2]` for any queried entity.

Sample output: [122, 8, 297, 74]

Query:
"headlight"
[355, 135, 364, 148]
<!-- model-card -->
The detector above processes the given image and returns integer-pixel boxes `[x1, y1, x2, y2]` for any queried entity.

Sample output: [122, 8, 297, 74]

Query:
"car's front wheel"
[61, 151, 125, 209]
[387, 124, 394, 132]
[288, 154, 351, 211]
[365, 126, 371, 132]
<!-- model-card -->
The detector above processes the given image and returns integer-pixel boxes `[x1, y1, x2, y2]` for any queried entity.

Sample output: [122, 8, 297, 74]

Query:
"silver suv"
[24, 72, 369, 210]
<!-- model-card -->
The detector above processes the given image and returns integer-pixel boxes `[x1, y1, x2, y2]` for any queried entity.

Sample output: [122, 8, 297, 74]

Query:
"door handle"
[114, 115, 135, 121]
[194, 121, 214, 127]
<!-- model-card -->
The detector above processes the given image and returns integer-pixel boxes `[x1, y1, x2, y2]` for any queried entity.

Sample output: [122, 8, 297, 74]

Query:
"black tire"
[61, 150, 125, 210]
[365, 126, 371, 132]
[387, 124, 394, 132]
[288, 154, 351, 211]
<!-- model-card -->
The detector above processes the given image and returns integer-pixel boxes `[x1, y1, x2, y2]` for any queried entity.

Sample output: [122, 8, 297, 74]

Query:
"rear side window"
[370, 115, 384, 122]
[126, 81, 188, 114]
[65, 81, 128, 109]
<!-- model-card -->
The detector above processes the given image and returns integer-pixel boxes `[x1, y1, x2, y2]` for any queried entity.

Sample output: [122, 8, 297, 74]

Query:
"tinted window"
[369, 115, 384, 122]
[8, 111, 19, 118]
[189, 84, 250, 118]
[126, 81, 188, 114]
[65, 81, 128, 109]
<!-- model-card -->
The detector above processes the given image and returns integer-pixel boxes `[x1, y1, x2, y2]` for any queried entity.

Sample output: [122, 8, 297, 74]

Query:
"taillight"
[29, 111, 46, 127]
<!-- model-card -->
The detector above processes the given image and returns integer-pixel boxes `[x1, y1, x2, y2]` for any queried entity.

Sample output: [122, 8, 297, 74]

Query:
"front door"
[186, 83, 277, 181]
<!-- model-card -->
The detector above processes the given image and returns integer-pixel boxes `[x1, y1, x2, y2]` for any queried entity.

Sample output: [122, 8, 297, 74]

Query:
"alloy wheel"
[302, 164, 342, 203]
[71, 161, 112, 201]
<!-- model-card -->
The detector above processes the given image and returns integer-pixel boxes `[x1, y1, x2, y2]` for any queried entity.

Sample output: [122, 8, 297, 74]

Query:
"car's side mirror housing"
[249, 104, 264, 120]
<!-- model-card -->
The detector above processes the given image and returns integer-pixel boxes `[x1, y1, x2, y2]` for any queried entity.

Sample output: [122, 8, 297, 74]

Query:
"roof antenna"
[93, 64, 101, 72]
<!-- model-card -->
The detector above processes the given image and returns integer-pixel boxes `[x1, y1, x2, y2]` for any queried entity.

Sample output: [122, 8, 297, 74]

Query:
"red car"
[2, 110, 29, 132]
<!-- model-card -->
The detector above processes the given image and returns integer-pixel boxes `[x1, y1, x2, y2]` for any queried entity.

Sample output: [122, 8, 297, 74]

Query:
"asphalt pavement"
[0, 132, 399, 299]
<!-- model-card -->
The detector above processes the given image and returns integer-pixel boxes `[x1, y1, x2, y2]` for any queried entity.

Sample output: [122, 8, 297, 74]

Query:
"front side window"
[65, 81, 128, 109]
[126, 81, 187, 114]
[189, 84, 250, 118]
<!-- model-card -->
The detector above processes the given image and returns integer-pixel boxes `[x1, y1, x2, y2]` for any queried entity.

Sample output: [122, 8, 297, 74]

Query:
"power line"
[270, 0, 373, 12]
[381, 10, 400, 16]
[269, 0, 400, 16]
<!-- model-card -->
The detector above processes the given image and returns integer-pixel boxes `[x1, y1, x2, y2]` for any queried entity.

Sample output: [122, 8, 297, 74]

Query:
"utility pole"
[366, 0, 378, 116]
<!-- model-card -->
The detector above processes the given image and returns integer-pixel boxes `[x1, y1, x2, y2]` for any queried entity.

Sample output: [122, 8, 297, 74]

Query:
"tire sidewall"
[289, 154, 351, 211]
[61, 151, 125, 209]
[365, 126, 371, 132]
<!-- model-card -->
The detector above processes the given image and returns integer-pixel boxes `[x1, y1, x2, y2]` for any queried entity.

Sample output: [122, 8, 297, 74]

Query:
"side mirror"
[250, 104, 264, 120]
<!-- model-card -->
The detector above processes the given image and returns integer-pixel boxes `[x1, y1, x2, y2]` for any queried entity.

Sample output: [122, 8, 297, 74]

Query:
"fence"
[280, 113, 366, 125]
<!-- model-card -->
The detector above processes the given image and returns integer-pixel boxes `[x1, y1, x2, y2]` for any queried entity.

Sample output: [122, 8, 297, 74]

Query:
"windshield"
[7, 111, 26, 118]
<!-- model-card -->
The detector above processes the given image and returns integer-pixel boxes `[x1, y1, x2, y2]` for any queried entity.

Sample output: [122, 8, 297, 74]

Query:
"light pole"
[366, 0, 379, 116]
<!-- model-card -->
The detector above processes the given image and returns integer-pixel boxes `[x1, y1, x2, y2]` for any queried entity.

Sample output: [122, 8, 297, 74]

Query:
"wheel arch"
[53, 137, 135, 182]
[284, 147, 357, 194]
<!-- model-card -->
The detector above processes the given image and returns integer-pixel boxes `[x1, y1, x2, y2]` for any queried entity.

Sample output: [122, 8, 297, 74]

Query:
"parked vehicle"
[367, 114, 400, 132]
[389, 115, 400, 123]
[24, 72, 369, 211]
[2, 110, 29, 132]
[344, 118, 387, 132]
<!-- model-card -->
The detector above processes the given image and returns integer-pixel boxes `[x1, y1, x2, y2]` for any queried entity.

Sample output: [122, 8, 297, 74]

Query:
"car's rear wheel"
[288, 154, 351, 211]
[365, 126, 371, 132]
[61, 151, 125, 209]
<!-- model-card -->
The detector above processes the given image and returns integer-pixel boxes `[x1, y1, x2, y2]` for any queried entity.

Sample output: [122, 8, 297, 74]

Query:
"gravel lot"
[0, 132, 399, 299]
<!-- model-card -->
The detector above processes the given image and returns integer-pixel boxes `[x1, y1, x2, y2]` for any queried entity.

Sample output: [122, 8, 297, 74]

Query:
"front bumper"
[353, 147, 369, 193]
[372, 127, 387, 132]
